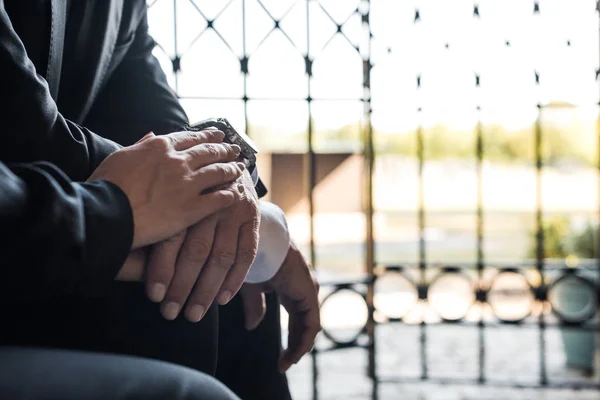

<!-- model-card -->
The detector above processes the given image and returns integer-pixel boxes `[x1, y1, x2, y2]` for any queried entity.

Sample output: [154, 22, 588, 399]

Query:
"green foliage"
[527, 216, 598, 259]
[247, 109, 597, 165]
[528, 216, 571, 259]
[572, 222, 598, 259]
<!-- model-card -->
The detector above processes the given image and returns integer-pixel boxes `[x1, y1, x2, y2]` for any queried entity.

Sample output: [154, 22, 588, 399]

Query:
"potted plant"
[529, 217, 597, 373]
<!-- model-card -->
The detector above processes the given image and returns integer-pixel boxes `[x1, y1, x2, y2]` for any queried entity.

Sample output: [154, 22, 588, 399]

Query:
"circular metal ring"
[487, 269, 535, 323]
[548, 272, 598, 324]
[427, 270, 475, 322]
[319, 287, 369, 346]
[374, 271, 419, 321]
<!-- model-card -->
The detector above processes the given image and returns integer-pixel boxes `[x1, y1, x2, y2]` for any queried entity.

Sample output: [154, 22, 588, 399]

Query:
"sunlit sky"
[147, 0, 600, 134]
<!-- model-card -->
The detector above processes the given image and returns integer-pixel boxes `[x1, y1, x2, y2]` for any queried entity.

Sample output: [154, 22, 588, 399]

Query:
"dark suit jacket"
[0, 161, 133, 300]
[1, 0, 266, 296]
[1, 0, 187, 177]
[0, 0, 190, 298]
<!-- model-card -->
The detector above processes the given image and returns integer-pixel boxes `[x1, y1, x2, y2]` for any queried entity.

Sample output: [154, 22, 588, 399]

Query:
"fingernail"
[162, 302, 180, 320]
[218, 290, 232, 305]
[186, 305, 206, 323]
[231, 144, 241, 155]
[148, 283, 166, 303]
[236, 162, 245, 171]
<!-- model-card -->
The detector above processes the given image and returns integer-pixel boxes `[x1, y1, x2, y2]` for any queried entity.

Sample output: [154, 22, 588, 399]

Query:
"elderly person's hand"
[144, 169, 260, 322]
[241, 240, 321, 372]
[88, 129, 244, 249]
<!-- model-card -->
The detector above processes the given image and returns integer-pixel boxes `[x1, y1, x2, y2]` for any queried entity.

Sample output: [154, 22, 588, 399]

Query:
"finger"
[189, 186, 243, 222]
[193, 162, 245, 192]
[184, 221, 240, 319]
[185, 143, 241, 170]
[168, 129, 225, 151]
[144, 231, 186, 303]
[240, 285, 266, 330]
[279, 297, 321, 372]
[217, 221, 259, 304]
[161, 217, 218, 321]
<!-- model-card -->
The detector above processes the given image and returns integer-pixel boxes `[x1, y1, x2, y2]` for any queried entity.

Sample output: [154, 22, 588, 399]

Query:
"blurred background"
[146, 0, 599, 398]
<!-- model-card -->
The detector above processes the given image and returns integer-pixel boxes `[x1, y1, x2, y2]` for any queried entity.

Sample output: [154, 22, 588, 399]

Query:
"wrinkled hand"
[145, 170, 260, 322]
[241, 240, 321, 372]
[88, 130, 245, 249]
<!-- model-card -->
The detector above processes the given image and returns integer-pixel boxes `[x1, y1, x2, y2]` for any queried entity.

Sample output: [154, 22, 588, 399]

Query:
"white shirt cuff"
[244, 201, 290, 284]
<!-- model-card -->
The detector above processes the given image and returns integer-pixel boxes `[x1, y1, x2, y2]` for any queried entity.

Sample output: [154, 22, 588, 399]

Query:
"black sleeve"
[0, 1, 121, 182]
[0, 161, 134, 300]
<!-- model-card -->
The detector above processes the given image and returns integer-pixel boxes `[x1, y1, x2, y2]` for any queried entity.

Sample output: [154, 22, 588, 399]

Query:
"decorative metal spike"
[414, 9, 421, 22]
[171, 56, 181, 73]
[473, 4, 480, 17]
[416, 74, 421, 88]
[534, 70, 540, 84]
[304, 55, 313, 77]
[240, 56, 249, 74]
[533, 2, 540, 14]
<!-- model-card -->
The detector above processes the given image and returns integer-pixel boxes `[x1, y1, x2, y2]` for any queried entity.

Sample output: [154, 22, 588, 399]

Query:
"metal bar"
[177, 96, 365, 101]
[417, 113, 428, 380]
[534, 105, 548, 386]
[596, 0, 600, 384]
[475, 109, 485, 384]
[325, 319, 600, 331]
[306, 3, 318, 399]
[241, 0, 249, 145]
[359, 1, 376, 398]
[376, 376, 600, 390]
[173, 0, 179, 93]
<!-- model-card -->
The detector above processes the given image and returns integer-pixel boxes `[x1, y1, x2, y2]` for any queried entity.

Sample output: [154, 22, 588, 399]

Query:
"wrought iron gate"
[146, 1, 600, 398]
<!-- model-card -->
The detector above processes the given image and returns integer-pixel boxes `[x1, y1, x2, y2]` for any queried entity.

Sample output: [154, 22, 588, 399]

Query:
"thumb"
[240, 285, 266, 331]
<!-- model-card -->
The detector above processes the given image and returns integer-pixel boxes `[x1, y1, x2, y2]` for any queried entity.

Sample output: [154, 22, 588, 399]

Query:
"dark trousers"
[0, 347, 239, 400]
[0, 282, 291, 400]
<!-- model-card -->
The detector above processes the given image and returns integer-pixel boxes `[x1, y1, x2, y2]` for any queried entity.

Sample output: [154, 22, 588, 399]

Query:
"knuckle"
[147, 262, 174, 282]
[204, 143, 220, 159]
[202, 129, 222, 140]
[238, 248, 257, 265]
[221, 163, 238, 182]
[168, 155, 189, 172]
[152, 135, 171, 151]
[213, 249, 236, 270]
[184, 240, 212, 263]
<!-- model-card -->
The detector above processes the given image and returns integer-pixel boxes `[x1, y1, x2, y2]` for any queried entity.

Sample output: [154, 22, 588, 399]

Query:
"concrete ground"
[286, 324, 600, 400]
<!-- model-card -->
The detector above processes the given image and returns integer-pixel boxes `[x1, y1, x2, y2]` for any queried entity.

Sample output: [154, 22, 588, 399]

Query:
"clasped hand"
[92, 128, 259, 322]
[146, 167, 259, 322]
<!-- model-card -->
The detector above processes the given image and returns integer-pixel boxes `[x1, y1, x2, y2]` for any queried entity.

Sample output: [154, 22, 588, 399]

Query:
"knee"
[130, 359, 239, 400]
